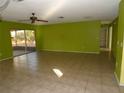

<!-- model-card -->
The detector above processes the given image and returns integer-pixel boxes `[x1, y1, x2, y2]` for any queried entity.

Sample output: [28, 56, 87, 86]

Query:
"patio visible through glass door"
[10, 30, 36, 56]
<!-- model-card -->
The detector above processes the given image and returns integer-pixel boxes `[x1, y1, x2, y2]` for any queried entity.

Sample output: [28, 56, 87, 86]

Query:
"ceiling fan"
[20, 13, 48, 24]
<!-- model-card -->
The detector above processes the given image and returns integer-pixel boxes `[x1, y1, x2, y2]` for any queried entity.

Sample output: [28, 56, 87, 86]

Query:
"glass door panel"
[16, 30, 26, 49]
[11, 31, 16, 47]
[10, 30, 36, 56]
[25, 30, 36, 52]
[11, 30, 26, 56]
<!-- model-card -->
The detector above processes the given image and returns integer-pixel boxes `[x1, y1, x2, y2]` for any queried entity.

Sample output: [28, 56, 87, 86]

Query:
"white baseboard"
[114, 72, 124, 86]
[0, 52, 36, 62]
[114, 72, 120, 85]
[120, 83, 124, 86]
[41, 49, 100, 54]
[100, 48, 111, 51]
[0, 57, 13, 62]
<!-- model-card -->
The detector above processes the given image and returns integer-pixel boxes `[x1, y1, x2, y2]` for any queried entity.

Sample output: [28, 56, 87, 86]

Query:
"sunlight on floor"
[53, 68, 63, 78]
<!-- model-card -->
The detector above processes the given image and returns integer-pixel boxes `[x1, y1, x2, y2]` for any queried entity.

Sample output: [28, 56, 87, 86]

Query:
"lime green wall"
[0, 21, 100, 61]
[111, 19, 118, 58]
[0, 21, 35, 60]
[36, 21, 101, 53]
[115, 0, 124, 84]
[119, 0, 124, 84]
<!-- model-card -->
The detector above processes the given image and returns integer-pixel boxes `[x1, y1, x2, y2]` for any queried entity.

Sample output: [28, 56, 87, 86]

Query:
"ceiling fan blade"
[37, 19, 48, 22]
[19, 19, 31, 21]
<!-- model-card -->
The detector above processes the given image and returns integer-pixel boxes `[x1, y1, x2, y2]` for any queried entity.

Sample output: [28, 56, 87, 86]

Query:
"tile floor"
[13, 50, 31, 56]
[0, 51, 124, 93]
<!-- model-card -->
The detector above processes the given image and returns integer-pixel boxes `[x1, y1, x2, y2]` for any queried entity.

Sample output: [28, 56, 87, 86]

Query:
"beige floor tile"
[0, 51, 121, 93]
[85, 82, 102, 93]
[102, 86, 120, 93]
[120, 86, 124, 93]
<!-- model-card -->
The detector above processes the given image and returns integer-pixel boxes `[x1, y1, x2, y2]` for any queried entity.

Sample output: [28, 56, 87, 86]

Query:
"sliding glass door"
[25, 30, 36, 52]
[10, 30, 36, 56]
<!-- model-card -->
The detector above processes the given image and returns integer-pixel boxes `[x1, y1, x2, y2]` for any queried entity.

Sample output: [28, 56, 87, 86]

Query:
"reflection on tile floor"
[0, 51, 124, 93]
[13, 50, 31, 56]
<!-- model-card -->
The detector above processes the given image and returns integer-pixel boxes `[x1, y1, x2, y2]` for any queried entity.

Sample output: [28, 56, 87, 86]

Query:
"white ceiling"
[0, 0, 120, 25]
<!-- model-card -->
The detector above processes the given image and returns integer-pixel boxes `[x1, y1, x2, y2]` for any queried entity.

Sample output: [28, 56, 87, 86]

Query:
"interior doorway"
[10, 30, 36, 56]
[100, 24, 110, 51]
